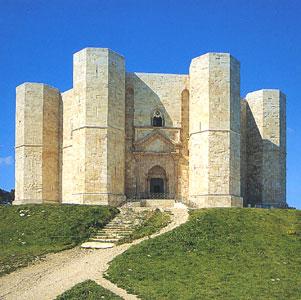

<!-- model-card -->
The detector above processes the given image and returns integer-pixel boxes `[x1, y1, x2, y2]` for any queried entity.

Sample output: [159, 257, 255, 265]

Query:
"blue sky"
[0, 0, 300, 208]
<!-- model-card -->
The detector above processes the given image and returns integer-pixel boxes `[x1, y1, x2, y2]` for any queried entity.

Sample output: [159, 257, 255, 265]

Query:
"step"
[109, 218, 134, 221]
[98, 229, 133, 234]
[81, 242, 115, 249]
[107, 222, 135, 226]
[95, 233, 132, 238]
[104, 224, 135, 228]
[140, 199, 175, 208]
[91, 232, 133, 239]
[90, 238, 119, 243]
[81, 208, 148, 249]
[95, 235, 131, 239]
[109, 221, 135, 224]
[95, 233, 132, 237]
[105, 225, 134, 230]
[122, 220, 135, 224]
[94, 233, 129, 238]
[106, 225, 134, 228]
[98, 228, 134, 233]
[95, 232, 131, 236]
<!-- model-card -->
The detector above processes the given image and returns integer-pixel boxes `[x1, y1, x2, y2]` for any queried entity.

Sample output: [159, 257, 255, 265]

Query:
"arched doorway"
[150, 178, 164, 193]
[147, 165, 167, 198]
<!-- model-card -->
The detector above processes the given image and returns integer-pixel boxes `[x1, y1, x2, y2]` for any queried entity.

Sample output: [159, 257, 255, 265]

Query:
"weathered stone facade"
[15, 48, 287, 208]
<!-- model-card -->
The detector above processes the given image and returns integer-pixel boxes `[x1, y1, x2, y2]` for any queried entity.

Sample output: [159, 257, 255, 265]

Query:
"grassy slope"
[107, 208, 301, 300]
[0, 204, 118, 276]
[118, 210, 171, 244]
[55, 280, 122, 300]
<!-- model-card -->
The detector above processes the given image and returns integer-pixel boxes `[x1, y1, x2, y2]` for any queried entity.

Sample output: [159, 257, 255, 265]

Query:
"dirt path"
[0, 208, 188, 300]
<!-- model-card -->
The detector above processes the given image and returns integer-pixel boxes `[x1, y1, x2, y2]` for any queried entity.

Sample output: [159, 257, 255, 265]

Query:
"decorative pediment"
[134, 130, 177, 153]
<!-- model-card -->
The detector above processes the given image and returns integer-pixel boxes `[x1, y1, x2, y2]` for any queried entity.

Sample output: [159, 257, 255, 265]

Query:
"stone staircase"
[81, 208, 146, 249]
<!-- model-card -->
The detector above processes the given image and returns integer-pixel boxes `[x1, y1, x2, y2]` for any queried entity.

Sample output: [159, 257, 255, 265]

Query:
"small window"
[152, 110, 164, 127]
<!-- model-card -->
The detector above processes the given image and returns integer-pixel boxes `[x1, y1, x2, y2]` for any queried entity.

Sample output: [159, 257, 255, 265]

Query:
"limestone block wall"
[246, 90, 286, 206]
[135, 128, 180, 143]
[126, 73, 188, 127]
[124, 72, 189, 201]
[240, 100, 247, 205]
[15, 83, 61, 204]
[124, 86, 136, 197]
[61, 89, 75, 202]
[178, 89, 189, 203]
[133, 154, 177, 198]
[62, 48, 125, 205]
[15, 47, 287, 208]
[189, 53, 242, 208]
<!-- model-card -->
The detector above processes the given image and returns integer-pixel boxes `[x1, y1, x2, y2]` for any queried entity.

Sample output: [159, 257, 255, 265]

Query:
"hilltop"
[107, 208, 301, 300]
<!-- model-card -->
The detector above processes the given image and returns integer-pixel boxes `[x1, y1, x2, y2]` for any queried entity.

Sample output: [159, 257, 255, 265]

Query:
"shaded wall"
[245, 90, 286, 206]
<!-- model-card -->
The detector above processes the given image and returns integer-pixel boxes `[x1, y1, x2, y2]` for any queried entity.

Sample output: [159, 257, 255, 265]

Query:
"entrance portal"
[150, 178, 164, 193]
[146, 165, 168, 198]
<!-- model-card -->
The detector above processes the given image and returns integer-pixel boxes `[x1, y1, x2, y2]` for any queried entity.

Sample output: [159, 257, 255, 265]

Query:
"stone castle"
[15, 48, 287, 208]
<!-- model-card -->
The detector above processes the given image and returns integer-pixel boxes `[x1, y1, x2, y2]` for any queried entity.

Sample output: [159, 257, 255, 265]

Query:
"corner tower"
[15, 83, 61, 204]
[65, 48, 126, 205]
[188, 53, 242, 208]
[245, 90, 286, 207]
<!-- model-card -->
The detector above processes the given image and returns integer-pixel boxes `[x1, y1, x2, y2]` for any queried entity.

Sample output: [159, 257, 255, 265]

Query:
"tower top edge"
[191, 52, 239, 62]
[16, 82, 60, 92]
[73, 47, 124, 59]
[246, 89, 286, 98]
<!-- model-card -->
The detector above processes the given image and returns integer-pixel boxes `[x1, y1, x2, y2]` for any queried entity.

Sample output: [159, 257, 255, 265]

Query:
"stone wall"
[61, 89, 75, 202]
[188, 53, 242, 208]
[124, 72, 189, 201]
[126, 73, 188, 127]
[246, 90, 286, 206]
[178, 89, 189, 203]
[240, 100, 247, 205]
[15, 47, 287, 208]
[61, 48, 126, 205]
[15, 83, 61, 204]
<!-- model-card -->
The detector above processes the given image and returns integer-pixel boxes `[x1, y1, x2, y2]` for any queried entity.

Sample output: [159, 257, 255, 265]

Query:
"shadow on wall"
[126, 73, 173, 127]
[245, 104, 263, 206]
[59, 96, 63, 203]
[245, 103, 285, 207]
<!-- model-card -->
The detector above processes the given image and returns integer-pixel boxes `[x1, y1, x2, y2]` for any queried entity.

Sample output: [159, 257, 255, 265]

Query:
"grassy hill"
[55, 280, 122, 300]
[106, 208, 301, 300]
[0, 204, 118, 276]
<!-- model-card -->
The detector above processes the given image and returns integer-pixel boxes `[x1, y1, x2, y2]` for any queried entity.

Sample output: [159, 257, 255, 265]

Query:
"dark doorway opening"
[150, 178, 164, 193]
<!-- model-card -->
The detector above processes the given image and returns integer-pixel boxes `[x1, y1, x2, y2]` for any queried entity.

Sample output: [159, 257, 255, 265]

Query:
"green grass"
[118, 209, 171, 244]
[55, 280, 122, 300]
[106, 208, 301, 300]
[0, 204, 118, 276]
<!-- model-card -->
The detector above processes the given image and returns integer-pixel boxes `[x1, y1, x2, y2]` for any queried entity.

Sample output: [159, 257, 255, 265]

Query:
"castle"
[14, 48, 287, 208]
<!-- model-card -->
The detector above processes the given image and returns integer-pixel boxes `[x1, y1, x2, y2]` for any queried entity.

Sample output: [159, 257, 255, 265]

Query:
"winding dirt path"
[0, 208, 188, 300]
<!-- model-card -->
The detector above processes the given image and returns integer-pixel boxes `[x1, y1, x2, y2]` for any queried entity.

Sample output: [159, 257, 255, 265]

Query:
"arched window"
[152, 109, 164, 127]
